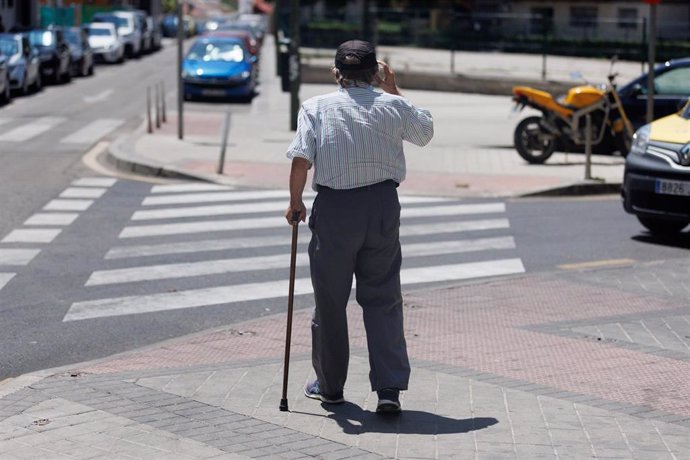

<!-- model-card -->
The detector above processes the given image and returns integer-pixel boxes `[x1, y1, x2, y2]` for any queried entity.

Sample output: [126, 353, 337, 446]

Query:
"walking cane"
[279, 211, 301, 412]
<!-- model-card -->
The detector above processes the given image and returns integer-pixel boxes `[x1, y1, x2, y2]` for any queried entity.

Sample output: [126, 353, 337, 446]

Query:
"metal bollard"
[584, 114, 592, 180]
[160, 81, 167, 123]
[217, 109, 231, 174]
[146, 86, 153, 134]
[155, 84, 161, 129]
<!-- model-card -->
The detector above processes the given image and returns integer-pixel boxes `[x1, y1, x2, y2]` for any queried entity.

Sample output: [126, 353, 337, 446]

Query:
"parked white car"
[87, 23, 125, 63]
[92, 11, 141, 58]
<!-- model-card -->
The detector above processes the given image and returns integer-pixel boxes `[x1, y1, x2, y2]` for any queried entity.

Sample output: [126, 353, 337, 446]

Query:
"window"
[654, 67, 690, 95]
[570, 6, 597, 28]
[530, 7, 554, 35]
[618, 8, 638, 30]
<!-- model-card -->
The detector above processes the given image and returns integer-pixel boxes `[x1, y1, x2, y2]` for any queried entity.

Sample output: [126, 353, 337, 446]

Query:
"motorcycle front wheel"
[514, 116, 557, 164]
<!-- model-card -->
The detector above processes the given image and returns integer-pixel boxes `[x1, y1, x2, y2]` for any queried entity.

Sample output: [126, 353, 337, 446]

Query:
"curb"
[520, 180, 622, 197]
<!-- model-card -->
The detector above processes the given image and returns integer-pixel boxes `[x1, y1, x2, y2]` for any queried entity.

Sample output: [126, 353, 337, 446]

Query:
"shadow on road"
[320, 401, 499, 435]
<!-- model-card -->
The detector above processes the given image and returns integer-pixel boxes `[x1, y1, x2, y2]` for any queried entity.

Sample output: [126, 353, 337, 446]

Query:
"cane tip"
[279, 399, 289, 412]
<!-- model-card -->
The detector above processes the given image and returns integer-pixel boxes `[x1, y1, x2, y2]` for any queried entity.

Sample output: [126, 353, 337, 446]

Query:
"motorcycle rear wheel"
[514, 116, 557, 164]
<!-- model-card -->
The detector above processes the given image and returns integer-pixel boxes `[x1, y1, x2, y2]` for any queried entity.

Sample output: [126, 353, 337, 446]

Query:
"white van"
[92, 11, 141, 57]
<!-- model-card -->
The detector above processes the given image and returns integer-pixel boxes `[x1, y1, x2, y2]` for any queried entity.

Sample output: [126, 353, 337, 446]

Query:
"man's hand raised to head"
[374, 60, 402, 96]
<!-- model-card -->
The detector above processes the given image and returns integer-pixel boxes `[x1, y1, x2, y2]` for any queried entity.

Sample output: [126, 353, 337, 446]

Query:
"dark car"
[25, 28, 71, 84]
[65, 27, 94, 77]
[0, 33, 42, 94]
[618, 58, 690, 130]
[182, 35, 257, 101]
[622, 100, 690, 235]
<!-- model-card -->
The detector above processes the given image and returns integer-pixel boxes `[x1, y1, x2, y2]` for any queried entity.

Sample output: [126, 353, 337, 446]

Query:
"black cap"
[335, 40, 377, 71]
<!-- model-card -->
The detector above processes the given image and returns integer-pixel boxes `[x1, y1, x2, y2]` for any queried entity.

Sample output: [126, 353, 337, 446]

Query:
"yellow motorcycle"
[512, 68, 634, 164]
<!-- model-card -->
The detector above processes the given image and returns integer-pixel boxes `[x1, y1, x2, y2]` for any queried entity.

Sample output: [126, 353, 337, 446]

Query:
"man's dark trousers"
[307, 180, 411, 396]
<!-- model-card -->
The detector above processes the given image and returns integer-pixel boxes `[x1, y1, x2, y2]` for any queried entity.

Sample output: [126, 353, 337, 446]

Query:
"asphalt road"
[0, 42, 688, 379]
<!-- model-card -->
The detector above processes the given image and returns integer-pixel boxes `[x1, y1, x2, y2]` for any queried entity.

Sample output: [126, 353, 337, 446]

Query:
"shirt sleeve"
[286, 105, 317, 164]
[403, 103, 434, 147]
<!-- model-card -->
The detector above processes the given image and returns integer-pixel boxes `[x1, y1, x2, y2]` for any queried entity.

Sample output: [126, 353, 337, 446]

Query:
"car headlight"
[9, 64, 24, 78]
[240, 71, 250, 79]
[629, 124, 650, 156]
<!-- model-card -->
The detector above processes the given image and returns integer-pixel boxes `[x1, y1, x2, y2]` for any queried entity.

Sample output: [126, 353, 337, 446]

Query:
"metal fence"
[298, 8, 690, 62]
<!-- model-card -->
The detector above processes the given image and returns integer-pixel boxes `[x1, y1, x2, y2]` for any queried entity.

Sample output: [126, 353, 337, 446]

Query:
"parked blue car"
[182, 35, 257, 101]
[0, 33, 42, 94]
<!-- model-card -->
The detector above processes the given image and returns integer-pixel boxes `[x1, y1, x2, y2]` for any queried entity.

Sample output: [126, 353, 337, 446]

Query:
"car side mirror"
[631, 83, 645, 97]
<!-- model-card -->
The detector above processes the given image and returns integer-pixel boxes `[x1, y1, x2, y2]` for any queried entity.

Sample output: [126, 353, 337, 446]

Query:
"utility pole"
[177, 0, 184, 139]
[289, 0, 300, 131]
[646, 2, 657, 124]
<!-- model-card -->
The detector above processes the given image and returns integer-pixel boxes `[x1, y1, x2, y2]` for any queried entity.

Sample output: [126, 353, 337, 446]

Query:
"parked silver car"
[0, 33, 42, 94]
[87, 23, 125, 63]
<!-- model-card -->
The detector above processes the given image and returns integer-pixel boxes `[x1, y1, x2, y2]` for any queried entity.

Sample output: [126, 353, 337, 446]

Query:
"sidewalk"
[105, 36, 633, 198]
[2, 258, 690, 458]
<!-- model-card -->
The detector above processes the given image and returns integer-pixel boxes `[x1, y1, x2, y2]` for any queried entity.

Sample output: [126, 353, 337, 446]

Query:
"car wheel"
[514, 116, 556, 164]
[637, 216, 689, 236]
[2, 77, 11, 104]
[22, 72, 30, 95]
[33, 71, 42, 92]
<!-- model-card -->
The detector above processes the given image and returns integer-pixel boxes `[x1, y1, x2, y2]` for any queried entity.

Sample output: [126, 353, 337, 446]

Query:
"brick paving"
[2, 259, 690, 458]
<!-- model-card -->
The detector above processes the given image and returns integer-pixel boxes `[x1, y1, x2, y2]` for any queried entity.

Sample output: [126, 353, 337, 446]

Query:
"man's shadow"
[319, 402, 498, 435]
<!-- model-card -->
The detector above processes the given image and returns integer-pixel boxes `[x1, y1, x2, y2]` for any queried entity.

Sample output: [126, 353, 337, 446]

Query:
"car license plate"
[201, 89, 226, 97]
[655, 179, 690, 196]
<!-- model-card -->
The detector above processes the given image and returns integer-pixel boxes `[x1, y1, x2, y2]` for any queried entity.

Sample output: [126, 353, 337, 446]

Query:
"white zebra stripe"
[141, 190, 449, 207]
[0, 273, 15, 290]
[59, 187, 107, 199]
[106, 218, 510, 259]
[0, 117, 65, 142]
[150, 183, 236, 194]
[64, 258, 524, 321]
[1, 229, 62, 243]
[131, 199, 315, 220]
[0, 249, 41, 266]
[72, 178, 117, 187]
[24, 213, 80, 226]
[43, 199, 94, 211]
[88, 237, 514, 286]
[121, 204, 506, 239]
[60, 119, 124, 144]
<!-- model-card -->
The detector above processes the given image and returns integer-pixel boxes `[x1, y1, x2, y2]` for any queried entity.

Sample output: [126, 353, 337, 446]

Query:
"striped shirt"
[286, 85, 434, 190]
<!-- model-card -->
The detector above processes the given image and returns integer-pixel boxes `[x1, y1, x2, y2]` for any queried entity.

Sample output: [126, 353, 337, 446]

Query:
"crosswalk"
[61, 185, 526, 322]
[0, 116, 125, 145]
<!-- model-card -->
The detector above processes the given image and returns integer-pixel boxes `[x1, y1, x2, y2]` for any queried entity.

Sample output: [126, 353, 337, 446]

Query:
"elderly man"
[285, 39, 433, 413]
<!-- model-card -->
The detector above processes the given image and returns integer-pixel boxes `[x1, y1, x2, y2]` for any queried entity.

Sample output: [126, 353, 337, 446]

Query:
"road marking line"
[0, 117, 65, 142]
[142, 190, 293, 206]
[83, 89, 113, 104]
[141, 190, 450, 207]
[24, 213, 80, 226]
[132, 199, 315, 220]
[0, 249, 41, 266]
[64, 258, 525, 321]
[60, 118, 125, 144]
[89, 237, 515, 286]
[106, 218, 511, 259]
[0, 273, 15, 290]
[1, 229, 62, 243]
[403, 203, 505, 218]
[43, 199, 94, 212]
[403, 236, 515, 257]
[59, 187, 107, 199]
[72, 177, 118, 187]
[150, 183, 236, 194]
[121, 204, 508, 238]
[557, 259, 636, 270]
